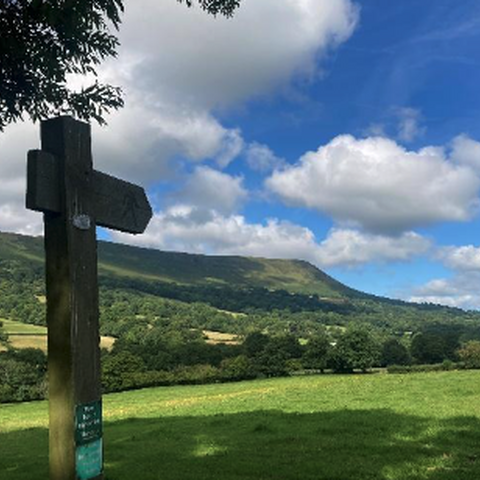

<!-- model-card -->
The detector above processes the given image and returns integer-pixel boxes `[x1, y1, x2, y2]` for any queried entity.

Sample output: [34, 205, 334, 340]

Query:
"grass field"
[1, 371, 479, 480]
[1, 319, 115, 352]
[202, 330, 240, 345]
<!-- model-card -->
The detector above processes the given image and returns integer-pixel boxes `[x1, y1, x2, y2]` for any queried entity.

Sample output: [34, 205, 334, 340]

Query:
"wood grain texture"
[26, 150, 60, 213]
[41, 116, 103, 480]
[26, 149, 152, 234]
[26, 115, 152, 480]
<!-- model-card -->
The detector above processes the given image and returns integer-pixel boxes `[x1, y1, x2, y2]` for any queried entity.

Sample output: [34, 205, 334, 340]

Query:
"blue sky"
[218, 0, 480, 302]
[2, 0, 480, 309]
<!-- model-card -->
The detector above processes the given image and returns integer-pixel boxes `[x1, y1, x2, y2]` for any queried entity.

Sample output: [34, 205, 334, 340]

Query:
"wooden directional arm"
[27, 150, 152, 234]
[27, 150, 61, 214]
[90, 171, 152, 234]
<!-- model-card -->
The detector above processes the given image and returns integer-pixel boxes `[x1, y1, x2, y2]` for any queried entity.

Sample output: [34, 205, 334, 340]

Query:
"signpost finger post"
[26, 116, 152, 480]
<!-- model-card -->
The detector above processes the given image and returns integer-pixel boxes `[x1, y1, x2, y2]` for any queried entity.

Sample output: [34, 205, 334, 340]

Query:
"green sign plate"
[76, 438, 103, 480]
[75, 401, 102, 445]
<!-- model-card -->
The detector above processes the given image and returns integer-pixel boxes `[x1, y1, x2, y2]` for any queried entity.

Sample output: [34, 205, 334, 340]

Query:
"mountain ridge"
[0, 230, 363, 299]
[0, 230, 474, 320]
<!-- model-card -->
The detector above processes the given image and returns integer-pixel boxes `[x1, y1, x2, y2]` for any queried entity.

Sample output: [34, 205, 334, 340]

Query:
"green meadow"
[1, 371, 479, 480]
[0, 319, 114, 352]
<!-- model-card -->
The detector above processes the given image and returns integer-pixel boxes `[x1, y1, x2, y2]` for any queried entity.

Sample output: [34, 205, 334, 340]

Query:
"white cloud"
[215, 129, 245, 168]
[90, 0, 358, 182]
[174, 166, 247, 215]
[395, 107, 425, 143]
[0, 121, 38, 183]
[0, 0, 359, 237]
[363, 107, 424, 143]
[0, 122, 43, 235]
[0, 203, 42, 236]
[91, 104, 241, 182]
[112, 206, 322, 259]
[451, 134, 480, 172]
[245, 143, 286, 172]
[437, 244, 480, 271]
[113, 205, 429, 268]
[267, 135, 480, 234]
[315, 229, 431, 267]
[408, 243, 480, 309]
[116, 0, 359, 109]
[409, 273, 480, 310]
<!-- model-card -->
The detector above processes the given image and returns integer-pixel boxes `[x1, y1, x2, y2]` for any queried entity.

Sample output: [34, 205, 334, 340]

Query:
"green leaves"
[0, 0, 242, 131]
[178, 0, 242, 18]
[0, 0, 124, 130]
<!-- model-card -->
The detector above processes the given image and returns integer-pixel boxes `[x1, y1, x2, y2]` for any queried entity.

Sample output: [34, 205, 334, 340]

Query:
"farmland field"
[1, 371, 479, 480]
[1, 319, 115, 352]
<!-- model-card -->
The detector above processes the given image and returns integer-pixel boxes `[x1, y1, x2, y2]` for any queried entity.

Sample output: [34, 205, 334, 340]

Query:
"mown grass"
[2, 319, 47, 336]
[1, 319, 115, 352]
[1, 371, 480, 479]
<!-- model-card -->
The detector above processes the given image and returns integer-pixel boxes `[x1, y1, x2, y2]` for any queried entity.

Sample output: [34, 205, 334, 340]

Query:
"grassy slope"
[0, 230, 354, 298]
[1, 231, 477, 330]
[0, 232, 44, 264]
[1, 371, 480, 480]
[98, 241, 354, 297]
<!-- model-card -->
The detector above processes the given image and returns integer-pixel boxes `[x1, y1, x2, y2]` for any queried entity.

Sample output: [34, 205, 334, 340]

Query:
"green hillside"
[99, 241, 351, 297]
[1, 229, 479, 335]
[0, 230, 353, 297]
[2, 229, 480, 405]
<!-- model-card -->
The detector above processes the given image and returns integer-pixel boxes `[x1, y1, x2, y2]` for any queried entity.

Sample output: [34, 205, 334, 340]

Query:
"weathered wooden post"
[26, 116, 152, 480]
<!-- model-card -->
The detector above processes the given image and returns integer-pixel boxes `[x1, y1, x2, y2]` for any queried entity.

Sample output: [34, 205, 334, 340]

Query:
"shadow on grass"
[1, 409, 479, 480]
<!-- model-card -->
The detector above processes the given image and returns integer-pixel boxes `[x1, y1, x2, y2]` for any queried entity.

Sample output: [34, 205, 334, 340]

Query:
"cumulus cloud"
[363, 106, 424, 143]
[0, 0, 359, 237]
[90, 0, 358, 182]
[437, 244, 480, 271]
[174, 166, 247, 215]
[245, 143, 286, 172]
[409, 273, 480, 310]
[451, 134, 480, 172]
[91, 104, 242, 182]
[116, 0, 359, 109]
[363, 123, 387, 138]
[113, 205, 429, 269]
[267, 135, 480, 234]
[112, 206, 319, 259]
[408, 243, 480, 309]
[315, 229, 431, 267]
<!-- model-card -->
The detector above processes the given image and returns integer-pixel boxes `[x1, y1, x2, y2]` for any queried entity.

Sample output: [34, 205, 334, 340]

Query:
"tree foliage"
[411, 333, 449, 365]
[0, 0, 124, 130]
[0, 0, 242, 131]
[381, 338, 411, 367]
[458, 341, 480, 369]
[329, 325, 381, 373]
[0, 348, 47, 402]
[179, 0, 241, 17]
[302, 333, 331, 371]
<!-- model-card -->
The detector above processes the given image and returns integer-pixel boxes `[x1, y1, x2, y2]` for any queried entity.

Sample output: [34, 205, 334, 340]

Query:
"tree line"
[2, 321, 480, 403]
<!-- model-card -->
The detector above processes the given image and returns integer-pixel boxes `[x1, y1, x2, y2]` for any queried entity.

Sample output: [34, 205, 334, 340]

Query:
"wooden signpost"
[26, 116, 152, 480]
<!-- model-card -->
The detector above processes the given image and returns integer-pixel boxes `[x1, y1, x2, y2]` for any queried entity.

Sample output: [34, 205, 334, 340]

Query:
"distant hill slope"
[1, 230, 479, 335]
[0, 230, 358, 298]
[97, 240, 359, 298]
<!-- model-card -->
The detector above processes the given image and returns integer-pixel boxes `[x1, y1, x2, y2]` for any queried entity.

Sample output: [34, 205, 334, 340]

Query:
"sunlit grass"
[2, 319, 47, 335]
[1, 371, 480, 479]
[1, 318, 115, 352]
